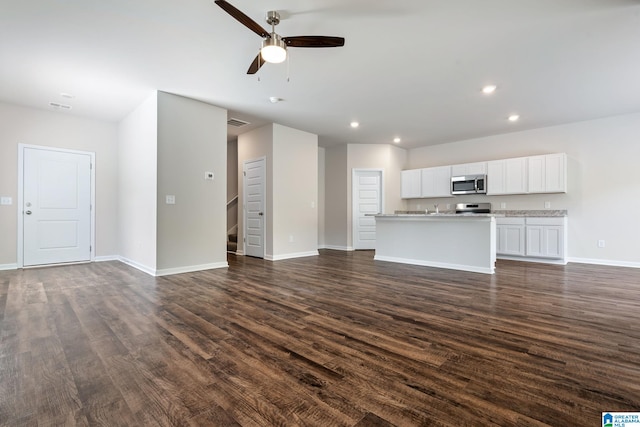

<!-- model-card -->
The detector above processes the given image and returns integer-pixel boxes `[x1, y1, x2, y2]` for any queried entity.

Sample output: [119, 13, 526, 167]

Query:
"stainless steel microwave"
[451, 174, 487, 195]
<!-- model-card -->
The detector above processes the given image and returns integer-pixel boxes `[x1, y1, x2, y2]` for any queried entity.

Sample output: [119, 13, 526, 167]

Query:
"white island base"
[373, 215, 498, 274]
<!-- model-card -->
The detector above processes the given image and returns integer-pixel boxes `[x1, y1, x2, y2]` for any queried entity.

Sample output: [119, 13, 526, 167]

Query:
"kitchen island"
[374, 214, 499, 274]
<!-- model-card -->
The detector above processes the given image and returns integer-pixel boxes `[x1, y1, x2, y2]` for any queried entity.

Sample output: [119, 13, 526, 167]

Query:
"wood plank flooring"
[1, 250, 640, 426]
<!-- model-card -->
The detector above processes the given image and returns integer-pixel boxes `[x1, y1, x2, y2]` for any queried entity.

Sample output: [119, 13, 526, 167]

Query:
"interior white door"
[353, 169, 383, 250]
[23, 147, 92, 266]
[243, 158, 265, 258]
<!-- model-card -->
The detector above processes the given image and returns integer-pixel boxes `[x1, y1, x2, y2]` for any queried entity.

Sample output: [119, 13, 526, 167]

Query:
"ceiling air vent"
[227, 118, 249, 127]
[49, 102, 72, 110]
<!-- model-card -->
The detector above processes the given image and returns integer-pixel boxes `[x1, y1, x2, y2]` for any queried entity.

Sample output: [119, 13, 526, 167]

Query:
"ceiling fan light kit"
[214, 0, 344, 74]
[261, 33, 286, 63]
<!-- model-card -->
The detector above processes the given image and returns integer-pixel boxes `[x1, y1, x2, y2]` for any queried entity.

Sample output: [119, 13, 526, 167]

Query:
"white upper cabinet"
[528, 153, 567, 193]
[420, 166, 453, 198]
[401, 169, 422, 198]
[487, 157, 528, 195]
[451, 162, 486, 176]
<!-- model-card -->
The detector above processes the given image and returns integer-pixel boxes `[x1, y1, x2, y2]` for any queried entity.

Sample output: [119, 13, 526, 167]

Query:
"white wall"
[156, 92, 228, 274]
[318, 147, 326, 248]
[271, 124, 318, 259]
[237, 123, 319, 260]
[323, 144, 348, 249]
[227, 138, 238, 233]
[117, 93, 158, 272]
[237, 124, 273, 256]
[406, 112, 640, 266]
[0, 102, 118, 269]
[345, 144, 408, 249]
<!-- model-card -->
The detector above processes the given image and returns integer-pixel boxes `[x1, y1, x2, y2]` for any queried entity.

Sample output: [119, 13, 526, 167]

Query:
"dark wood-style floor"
[1, 250, 640, 426]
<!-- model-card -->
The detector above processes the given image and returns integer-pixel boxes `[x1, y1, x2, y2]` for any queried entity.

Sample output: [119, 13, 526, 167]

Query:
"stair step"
[228, 233, 238, 243]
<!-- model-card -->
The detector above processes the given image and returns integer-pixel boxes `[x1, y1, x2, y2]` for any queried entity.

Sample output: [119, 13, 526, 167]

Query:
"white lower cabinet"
[496, 218, 525, 256]
[497, 217, 567, 263]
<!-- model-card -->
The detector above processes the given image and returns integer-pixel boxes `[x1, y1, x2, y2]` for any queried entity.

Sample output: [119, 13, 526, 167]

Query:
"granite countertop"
[378, 212, 502, 218]
[492, 210, 568, 217]
[392, 210, 568, 217]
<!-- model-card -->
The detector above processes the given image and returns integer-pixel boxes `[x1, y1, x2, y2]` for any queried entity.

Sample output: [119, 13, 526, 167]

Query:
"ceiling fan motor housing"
[266, 11, 280, 27]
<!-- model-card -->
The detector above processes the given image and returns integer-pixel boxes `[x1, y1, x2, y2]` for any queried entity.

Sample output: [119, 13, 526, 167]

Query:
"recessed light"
[393, 137, 401, 143]
[508, 114, 520, 122]
[482, 85, 497, 94]
[350, 121, 359, 128]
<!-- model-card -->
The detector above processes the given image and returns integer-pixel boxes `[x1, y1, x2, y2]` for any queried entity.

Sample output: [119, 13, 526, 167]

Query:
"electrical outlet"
[446, 204, 451, 210]
[166, 195, 175, 205]
[598, 240, 605, 248]
[289, 235, 294, 243]
[500, 202, 507, 209]
[416, 204, 421, 209]
[544, 201, 551, 209]
[204, 171, 214, 181]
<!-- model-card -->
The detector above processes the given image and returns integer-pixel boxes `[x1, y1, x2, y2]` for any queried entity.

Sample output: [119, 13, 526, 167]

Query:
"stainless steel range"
[455, 202, 492, 214]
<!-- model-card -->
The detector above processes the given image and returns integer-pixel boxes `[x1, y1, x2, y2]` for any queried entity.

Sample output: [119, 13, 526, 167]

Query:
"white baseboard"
[265, 251, 319, 261]
[155, 262, 229, 277]
[322, 245, 355, 251]
[94, 255, 119, 262]
[374, 254, 495, 275]
[567, 257, 640, 269]
[118, 257, 157, 276]
[0, 263, 18, 271]
[497, 255, 567, 265]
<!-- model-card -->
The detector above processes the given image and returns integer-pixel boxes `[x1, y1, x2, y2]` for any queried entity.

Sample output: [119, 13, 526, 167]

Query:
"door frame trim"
[17, 144, 96, 268]
[242, 156, 266, 258]
[351, 168, 384, 250]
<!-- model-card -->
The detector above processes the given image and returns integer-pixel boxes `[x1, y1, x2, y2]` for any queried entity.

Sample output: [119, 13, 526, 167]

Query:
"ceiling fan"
[214, 0, 345, 74]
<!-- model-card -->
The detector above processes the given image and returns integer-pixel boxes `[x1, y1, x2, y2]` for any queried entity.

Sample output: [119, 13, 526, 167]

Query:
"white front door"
[243, 157, 265, 258]
[353, 169, 383, 250]
[22, 147, 92, 266]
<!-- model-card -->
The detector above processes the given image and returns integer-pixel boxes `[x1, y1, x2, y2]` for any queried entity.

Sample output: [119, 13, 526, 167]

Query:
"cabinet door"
[451, 162, 486, 176]
[504, 157, 527, 194]
[421, 166, 452, 198]
[544, 153, 567, 193]
[526, 225, 563, 258]
[526, 226, 545, 257]
[527, 155, 546, 193]
[497, 224, 525, 256]
[401, 169, 421, 198]
[527, 153, 567, 194]
[487, 161, 505, 195]
[487, 158, 526, 195]
[542, 226, 563, 258]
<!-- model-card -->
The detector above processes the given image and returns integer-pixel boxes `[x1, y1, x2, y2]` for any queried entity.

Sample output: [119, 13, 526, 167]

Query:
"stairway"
[227, 233, 237, 253]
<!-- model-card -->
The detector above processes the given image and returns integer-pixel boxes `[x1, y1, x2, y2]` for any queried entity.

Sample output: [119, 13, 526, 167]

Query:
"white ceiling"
[1, 0, 639, 149]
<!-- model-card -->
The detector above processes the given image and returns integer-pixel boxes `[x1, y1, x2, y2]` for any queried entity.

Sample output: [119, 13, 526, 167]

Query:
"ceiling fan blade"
[247, 54, 265, 74]
[282, 36, 345, 48]
[214, 0, 270, 38]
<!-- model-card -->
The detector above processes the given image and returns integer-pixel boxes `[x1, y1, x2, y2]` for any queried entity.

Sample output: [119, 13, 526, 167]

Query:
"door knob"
[25, 210, 32, 215]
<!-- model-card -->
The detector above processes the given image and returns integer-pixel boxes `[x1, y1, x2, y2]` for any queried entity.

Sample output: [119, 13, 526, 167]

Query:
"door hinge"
[243, 171, 246, 176]
[90, 245, 92, 252]
[243, 237, 246, 242]
[90, 163, 93, 170]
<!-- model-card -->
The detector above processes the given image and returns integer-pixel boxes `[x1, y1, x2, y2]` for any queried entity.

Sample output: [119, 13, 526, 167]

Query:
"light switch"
[0, 196, 12, 205]
[166, 195, 175, 205]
